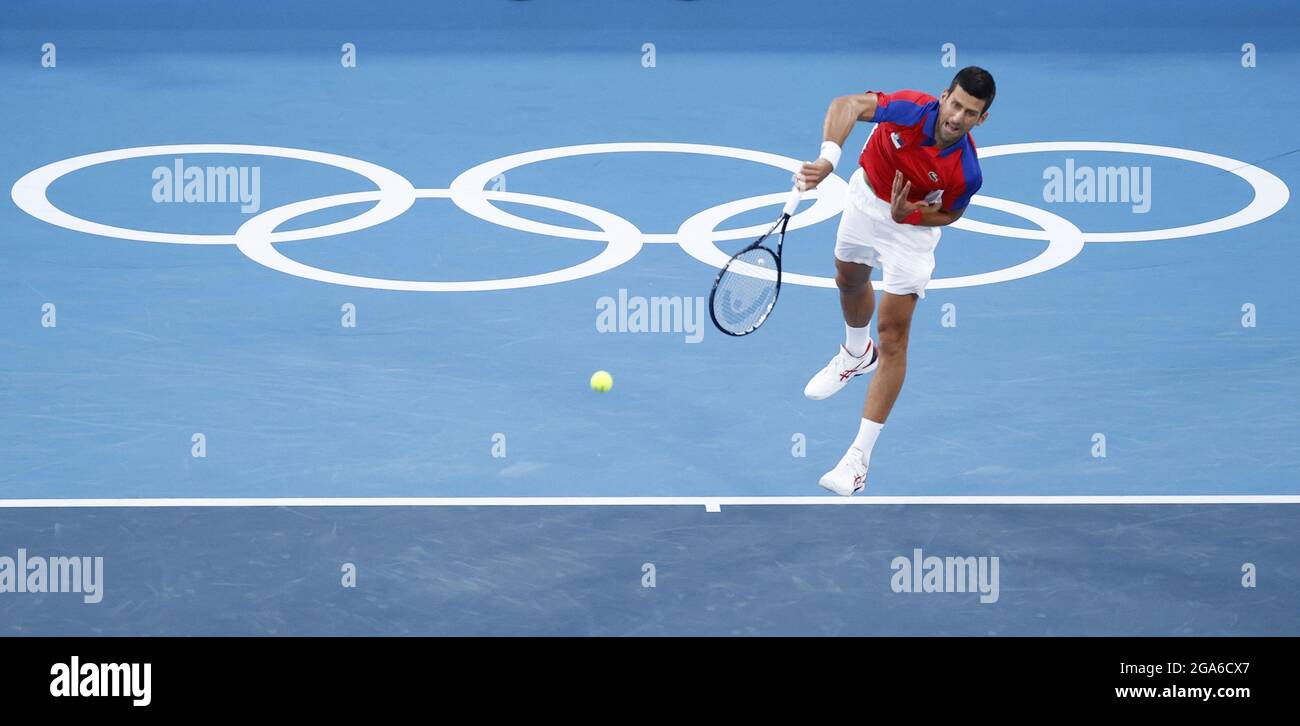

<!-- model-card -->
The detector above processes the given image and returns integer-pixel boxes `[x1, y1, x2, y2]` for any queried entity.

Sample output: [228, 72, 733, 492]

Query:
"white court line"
[0, 495, 1297, 508]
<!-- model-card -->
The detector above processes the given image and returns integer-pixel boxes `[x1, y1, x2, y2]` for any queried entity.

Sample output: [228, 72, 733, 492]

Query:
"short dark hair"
[948, 66, 996, 113]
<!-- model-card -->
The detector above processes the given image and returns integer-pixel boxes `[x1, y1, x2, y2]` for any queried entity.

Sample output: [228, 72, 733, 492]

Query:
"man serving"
[796, 66, 996, 495]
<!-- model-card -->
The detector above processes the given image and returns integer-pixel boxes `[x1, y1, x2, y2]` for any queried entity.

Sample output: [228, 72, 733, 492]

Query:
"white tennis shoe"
[803, 341, 878, 400]
[819, 446, 868, 496]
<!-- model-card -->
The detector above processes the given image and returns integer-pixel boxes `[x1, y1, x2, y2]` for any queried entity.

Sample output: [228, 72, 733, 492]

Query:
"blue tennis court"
[1, 0, 1297, 634]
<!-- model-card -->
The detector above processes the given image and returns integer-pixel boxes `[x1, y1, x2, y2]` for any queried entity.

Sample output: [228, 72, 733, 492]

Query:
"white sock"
[852, 418, 884, 466]
[845, 323, 871, 358]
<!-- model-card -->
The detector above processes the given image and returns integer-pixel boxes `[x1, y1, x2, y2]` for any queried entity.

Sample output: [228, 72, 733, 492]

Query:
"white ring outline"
[675, 191, 1085, 289]
[971, 141, 1290, 242]
[447, 142, 849, 244]
[10, 144, 416, 245]
[233, 189, 643, 292]
[9, 141, 1289, 292]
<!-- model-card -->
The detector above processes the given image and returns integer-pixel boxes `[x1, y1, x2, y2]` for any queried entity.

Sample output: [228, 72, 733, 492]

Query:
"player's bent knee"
[876, 321, 910, 357]
[835, 272, 866, 292]
[878, 337, 909, 359]
[834, 262, 872, 292]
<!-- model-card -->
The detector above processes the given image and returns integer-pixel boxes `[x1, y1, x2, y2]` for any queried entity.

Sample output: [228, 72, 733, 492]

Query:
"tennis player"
[796, 67, 995, 495]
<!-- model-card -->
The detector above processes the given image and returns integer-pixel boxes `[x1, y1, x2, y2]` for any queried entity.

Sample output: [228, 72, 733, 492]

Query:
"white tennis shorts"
[834, 167, 941, 299]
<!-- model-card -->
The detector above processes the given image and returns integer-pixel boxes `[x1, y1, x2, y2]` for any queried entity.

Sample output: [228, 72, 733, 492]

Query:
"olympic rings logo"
[10, 141, 1290, 292]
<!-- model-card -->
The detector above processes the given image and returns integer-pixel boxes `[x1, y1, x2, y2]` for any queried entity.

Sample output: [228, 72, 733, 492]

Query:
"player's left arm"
[889, 171, 977, 227]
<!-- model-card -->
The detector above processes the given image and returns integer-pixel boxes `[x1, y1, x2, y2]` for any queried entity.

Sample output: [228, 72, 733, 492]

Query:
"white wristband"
[818, 141, 842, 170]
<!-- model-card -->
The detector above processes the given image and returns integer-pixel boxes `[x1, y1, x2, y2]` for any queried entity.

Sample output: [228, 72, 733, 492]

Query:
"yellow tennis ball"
[590, 370, 613, 392]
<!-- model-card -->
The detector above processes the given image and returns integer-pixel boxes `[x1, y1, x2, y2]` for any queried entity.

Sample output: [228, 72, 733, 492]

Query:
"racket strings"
[712, 246, 779, 335]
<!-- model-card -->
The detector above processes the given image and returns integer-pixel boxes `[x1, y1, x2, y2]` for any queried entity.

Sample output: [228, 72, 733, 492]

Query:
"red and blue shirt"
[858, 89, 982, 214]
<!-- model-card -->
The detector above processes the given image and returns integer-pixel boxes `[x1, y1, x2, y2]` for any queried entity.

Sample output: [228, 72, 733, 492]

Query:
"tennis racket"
[708, 184, 802, 336]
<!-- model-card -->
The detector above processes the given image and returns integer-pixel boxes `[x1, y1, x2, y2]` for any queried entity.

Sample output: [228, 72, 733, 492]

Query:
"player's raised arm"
[825, 92, 880, 144]
[797, 92, 879, 190]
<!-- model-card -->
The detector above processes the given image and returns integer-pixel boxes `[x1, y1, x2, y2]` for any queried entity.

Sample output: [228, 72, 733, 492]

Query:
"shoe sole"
[818, 475, 864, 497]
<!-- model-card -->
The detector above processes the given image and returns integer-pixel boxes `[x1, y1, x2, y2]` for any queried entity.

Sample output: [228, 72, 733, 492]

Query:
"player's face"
[936, 86, 988, 144]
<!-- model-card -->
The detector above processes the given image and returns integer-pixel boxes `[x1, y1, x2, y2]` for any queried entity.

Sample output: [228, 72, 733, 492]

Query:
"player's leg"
[803, 202, 881, 400]
[837, 257, 876, 353]
[835, 290, 921, 481]
[863, 290, 918, 424]
[818, 290, 918, 497]
[819, 225, 935, 495]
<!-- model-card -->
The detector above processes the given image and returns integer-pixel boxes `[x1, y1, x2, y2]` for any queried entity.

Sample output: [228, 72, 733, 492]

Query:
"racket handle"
[781, 185, 802, 217]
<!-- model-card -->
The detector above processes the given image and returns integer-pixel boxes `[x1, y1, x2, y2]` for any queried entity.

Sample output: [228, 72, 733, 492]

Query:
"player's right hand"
[795, 158, 833, 191]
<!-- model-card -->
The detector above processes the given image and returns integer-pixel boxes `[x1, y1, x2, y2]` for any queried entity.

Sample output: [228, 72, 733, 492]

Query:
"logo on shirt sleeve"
[928, 171, 939, 183]
[890, 132, 903, 149]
